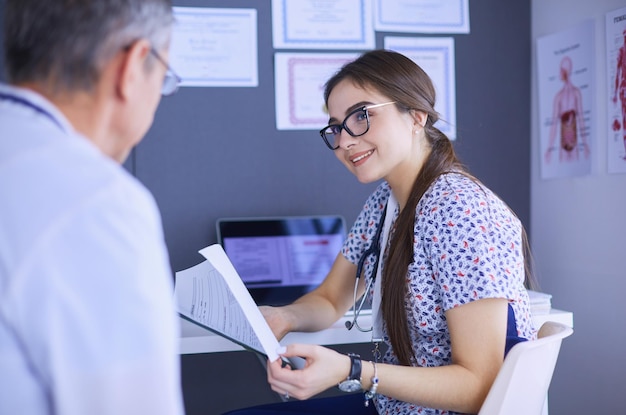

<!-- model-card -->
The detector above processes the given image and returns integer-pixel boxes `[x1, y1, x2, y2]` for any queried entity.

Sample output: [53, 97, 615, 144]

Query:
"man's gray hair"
[3, 0, 174, 92]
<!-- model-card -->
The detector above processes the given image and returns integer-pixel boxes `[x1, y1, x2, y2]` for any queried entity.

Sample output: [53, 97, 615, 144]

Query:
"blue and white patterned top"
[341, 173, 535, 415]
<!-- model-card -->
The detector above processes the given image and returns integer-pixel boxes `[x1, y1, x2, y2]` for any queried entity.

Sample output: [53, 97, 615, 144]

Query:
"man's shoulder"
[1, 135, 157, 251]
[57, 148, 158, 231]
[48, 138, 151, 210]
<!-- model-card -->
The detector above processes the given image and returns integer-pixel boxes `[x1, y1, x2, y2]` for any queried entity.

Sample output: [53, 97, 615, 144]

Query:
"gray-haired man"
[0, 1, 185, 413]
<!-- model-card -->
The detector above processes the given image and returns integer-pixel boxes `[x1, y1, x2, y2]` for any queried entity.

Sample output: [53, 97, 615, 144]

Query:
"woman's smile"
[350, 149, 375, 165]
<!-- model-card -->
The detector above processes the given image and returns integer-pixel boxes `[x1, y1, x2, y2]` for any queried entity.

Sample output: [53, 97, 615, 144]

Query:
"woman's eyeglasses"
[319, 101, 396, 150]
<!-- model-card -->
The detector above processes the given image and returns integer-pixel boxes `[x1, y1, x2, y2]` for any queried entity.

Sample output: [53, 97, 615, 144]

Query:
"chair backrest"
[478, 321, 574, 415]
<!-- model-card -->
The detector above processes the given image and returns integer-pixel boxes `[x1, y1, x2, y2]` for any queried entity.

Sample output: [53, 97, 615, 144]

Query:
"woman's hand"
[267, 344, 350, 401]
[259, 254, 360, 341]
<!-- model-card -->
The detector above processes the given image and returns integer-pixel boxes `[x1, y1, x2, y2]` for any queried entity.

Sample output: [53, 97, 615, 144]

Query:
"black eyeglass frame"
[319, 101, 396, 150]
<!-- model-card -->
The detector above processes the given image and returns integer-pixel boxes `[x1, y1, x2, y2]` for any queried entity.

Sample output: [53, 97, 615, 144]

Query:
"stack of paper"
[527, 290, 553, 315]
[174, 244, 305, 369]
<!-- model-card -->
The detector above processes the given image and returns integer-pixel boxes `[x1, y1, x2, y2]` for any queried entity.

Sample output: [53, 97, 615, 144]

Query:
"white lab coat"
[0, 84, 185, 415]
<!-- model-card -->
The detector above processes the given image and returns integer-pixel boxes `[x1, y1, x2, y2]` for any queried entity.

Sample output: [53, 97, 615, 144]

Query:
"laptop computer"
[216, 215, 346, 306]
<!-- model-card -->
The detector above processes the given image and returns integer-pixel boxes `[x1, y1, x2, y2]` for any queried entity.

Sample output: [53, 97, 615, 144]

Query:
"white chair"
[478, 321, 573, 415]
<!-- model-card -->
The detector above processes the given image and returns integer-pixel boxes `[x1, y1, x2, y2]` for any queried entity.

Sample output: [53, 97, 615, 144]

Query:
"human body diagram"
[611, 29, 626, 160]
[545, 56, 590, 163]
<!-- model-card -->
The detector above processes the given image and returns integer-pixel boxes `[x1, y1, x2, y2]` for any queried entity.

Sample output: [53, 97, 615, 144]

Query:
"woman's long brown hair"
[324, 50, 536, 366]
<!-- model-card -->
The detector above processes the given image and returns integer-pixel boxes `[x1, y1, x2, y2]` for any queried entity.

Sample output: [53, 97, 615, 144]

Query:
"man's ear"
[116, 39, 151, 101]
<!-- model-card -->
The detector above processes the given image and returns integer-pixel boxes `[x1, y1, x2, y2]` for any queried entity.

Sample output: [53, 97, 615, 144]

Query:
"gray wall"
[1, 1, 535, 414]
[531, 0, 626, 413]
[0, 0, 532, 273]
[137, 0, 531, 275]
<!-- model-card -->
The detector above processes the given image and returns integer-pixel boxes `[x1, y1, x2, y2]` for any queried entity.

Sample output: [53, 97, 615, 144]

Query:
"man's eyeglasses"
[150, 48, 182, 96]
[319, 101, 396, 150]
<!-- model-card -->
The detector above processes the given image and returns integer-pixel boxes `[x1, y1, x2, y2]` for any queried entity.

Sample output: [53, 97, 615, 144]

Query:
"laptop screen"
[216, 215, 346, 306]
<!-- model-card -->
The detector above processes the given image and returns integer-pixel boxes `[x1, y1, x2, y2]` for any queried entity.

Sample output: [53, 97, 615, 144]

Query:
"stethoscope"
[0, 91, 65, 132]
[345, 203, 388, 332]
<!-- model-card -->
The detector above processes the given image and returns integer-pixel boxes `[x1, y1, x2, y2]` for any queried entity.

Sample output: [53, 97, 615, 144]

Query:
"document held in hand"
[174, 244, 304, 368]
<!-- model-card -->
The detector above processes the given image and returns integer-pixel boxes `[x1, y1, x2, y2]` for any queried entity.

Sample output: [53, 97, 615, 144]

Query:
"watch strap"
[347, 353, 362, 381]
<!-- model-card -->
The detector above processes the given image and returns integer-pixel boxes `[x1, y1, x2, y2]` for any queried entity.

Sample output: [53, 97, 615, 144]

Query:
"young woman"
[226, 49, 535, 415]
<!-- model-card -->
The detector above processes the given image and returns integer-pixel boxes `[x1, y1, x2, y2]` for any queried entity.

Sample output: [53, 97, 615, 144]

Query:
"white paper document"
[175, 244, 304, 368]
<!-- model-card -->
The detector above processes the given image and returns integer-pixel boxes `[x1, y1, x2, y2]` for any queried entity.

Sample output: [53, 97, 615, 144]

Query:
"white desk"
[179, 308, 573, 355]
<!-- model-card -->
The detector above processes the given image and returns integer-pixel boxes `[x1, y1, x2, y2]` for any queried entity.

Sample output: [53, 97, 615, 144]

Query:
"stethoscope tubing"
[346, 203, 388, 332]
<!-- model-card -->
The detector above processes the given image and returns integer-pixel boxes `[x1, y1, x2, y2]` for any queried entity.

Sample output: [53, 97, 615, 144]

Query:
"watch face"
[338, 379, 362, 393]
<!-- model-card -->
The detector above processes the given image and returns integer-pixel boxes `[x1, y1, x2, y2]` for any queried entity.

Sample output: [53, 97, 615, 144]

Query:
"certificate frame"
[274, 52, 359, 130]
[272, 0, 375, 50]
[384, 37, 457, 140]
[374, 0, 470, 34]
[170, 7, 258, 87]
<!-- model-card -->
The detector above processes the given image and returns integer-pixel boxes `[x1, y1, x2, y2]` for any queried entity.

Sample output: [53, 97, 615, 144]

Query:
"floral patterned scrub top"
[341, 173, 535, 415]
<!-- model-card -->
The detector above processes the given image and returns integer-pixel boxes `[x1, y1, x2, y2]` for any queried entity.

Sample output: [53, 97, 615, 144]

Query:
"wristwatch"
[338, 353, 362, 392]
